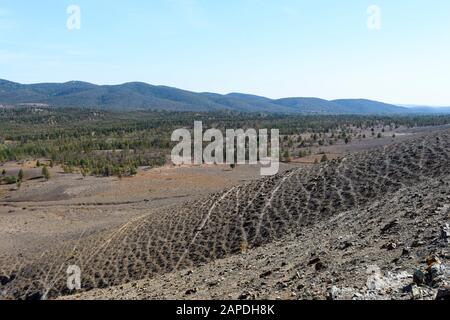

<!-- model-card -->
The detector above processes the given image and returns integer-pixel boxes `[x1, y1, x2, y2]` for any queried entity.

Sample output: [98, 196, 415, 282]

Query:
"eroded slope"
[1, 130, 449, 300]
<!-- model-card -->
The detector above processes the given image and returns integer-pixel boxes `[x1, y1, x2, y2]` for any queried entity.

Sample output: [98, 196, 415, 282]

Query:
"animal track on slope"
[1, 130, 450, 300]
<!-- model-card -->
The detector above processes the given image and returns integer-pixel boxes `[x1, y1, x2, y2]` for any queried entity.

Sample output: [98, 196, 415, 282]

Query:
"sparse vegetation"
[1, 175, 17, 185]
[18, 169, 24, 182]
[1, 107, 450, 177]
[42, 166, 50, 181]
[5, 127, 449, 300]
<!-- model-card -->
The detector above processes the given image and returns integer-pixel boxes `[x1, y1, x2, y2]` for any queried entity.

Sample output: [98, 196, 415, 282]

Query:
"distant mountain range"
[1, 79, 449, 115]
[400, 105, 450, 114]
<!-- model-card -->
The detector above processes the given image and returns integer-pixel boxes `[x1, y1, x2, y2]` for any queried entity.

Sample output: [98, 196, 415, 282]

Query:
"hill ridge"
[0, 79, 409, 114]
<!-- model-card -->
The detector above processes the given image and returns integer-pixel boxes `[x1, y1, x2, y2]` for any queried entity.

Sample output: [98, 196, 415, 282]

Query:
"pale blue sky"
[0, 0, 449, 105]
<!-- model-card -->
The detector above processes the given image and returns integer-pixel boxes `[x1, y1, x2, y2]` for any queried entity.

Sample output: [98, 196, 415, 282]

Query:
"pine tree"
[283, 150, 291, 162]
[18, 169, 24, 182]
[129, 166, 137, 176]
[81, 168, 88, 178]
[42, 166, 50, 180]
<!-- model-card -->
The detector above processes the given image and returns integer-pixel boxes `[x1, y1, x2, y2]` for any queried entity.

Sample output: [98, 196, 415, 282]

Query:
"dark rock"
[382, 242, 397, 251]
[436, 286, 450, 300]
[427, 263, 445, 287]
[0, 275, 10, 286]
[25, 292, 43, 301]
[402, 284, 413, 293]
[185, 288, 197, 295]
[441, 223, 450, 243]
[275, 281, 288, 290]
[339, 241, 354, 250]
[308, 257, 321, 266]
[381, 219, 399, 234]
[411, 240, 425, 248]
[404, 282, 422, 298]
[259, 270, 273, 279]
[238, 291, 256, 300]
[315, 262, 327, 272]
[413, 270, 425, 285]
[402, 247, 411, 256]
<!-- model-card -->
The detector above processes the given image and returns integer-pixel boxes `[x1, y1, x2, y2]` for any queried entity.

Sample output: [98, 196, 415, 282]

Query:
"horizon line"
[1, 78, 449, 108]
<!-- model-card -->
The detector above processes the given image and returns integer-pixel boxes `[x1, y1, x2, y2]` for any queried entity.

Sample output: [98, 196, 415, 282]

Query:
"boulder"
[436, 286, 450, 300]
[410, 285, 422, 300]
[0, 275, 10, 286]
[327, 286, 341, 300]
[427, 263, 446, 287]
[413, 270, 425, 286]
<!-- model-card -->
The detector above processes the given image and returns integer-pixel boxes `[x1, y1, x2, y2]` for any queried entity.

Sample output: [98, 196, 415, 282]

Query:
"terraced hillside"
[1, 129, 450, 300]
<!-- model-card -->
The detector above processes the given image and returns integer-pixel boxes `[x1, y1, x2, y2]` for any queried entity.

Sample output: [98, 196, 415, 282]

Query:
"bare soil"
[1, 126, 449, 300]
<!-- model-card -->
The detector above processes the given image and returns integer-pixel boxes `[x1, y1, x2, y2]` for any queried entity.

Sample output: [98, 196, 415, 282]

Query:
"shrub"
[42, 166, 50, 180]
[18, 169, 24, 182]
[283, 150, 291, 162]
[2, 176, 17, 185]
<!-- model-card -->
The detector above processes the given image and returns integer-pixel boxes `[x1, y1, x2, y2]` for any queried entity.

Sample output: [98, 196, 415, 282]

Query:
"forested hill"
[0, 79, 415, 115]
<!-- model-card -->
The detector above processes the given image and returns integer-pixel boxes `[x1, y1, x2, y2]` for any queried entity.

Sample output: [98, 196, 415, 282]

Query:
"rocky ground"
[1, 129, 449, 300]
[0, 163, 296, 260]
[63, 174, 450, 300]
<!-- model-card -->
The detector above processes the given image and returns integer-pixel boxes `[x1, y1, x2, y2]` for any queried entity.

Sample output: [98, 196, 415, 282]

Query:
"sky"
[0, 0, 449, 105]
